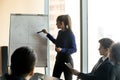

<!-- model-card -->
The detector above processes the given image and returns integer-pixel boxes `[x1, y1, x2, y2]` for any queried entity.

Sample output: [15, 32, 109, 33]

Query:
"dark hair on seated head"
[99, 38, 114, 49]
[10, 46, 36, 77]
[110, 43, 120, 63]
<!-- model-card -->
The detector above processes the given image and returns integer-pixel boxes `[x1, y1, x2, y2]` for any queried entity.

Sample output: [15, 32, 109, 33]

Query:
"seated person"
[0, 46, 36, 80]
[71, 38, 114, 80]
[109, 42, 120, 80]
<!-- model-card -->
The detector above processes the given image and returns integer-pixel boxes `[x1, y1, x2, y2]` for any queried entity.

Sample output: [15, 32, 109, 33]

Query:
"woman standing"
[42, 15, 77, 80]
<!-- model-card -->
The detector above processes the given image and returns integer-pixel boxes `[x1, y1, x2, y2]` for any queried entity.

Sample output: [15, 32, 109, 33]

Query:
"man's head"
[109, 43, 120, 64]
[10, 46, 36, 77]
[98, 38, 114, 56]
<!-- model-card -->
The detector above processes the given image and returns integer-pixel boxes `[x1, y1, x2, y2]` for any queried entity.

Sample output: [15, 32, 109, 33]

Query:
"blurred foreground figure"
[0, 46, 36, 80]
[109, 43, 120, 80]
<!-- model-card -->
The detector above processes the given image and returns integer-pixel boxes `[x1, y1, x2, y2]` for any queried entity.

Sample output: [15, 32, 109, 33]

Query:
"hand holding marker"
[37, 31, 43, 34]
[37, 29, 48, 34]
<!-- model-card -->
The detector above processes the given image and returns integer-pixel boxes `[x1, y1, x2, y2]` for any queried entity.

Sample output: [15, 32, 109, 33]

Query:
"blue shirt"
[47, 29, 77, 55]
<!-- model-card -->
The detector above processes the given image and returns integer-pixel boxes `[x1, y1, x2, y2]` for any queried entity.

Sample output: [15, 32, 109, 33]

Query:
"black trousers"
[52, 58, 73, 80]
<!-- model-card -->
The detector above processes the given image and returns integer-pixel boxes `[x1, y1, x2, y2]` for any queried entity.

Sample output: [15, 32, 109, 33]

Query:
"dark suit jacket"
[78, 57, 113, 80]
[109, 64, 120, 80]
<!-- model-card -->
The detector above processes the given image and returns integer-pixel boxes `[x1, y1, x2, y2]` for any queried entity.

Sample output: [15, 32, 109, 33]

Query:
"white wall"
[0, 0, 44, 46]
[0, 0, 44, 75]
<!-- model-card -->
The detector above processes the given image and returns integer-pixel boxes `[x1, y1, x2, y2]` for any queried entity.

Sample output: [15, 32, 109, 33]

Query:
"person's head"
[56, 15, 72, 31]
[10, 46, 36, 78]
[109, 43, 120, 64]
[98, 38, 114, 56]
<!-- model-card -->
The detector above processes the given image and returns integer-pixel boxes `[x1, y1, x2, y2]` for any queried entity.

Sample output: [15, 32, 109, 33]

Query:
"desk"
[30, 73, 62, 80]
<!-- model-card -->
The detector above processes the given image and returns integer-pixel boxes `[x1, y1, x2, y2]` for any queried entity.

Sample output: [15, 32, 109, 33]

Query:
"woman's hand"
[55, 47, 62, 53]
[42, 29, 48, 34]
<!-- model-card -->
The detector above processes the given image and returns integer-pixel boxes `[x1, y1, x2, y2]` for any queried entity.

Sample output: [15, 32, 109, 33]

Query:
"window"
[88, 0, 120, 72]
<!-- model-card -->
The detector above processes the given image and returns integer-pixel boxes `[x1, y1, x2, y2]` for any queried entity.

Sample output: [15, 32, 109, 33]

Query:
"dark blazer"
[109, 64, 120, 80]
[78, 57, 113, 80]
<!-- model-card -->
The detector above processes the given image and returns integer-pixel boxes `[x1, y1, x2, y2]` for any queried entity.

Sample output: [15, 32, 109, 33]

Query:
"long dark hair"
[57, 15, 72, 32]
